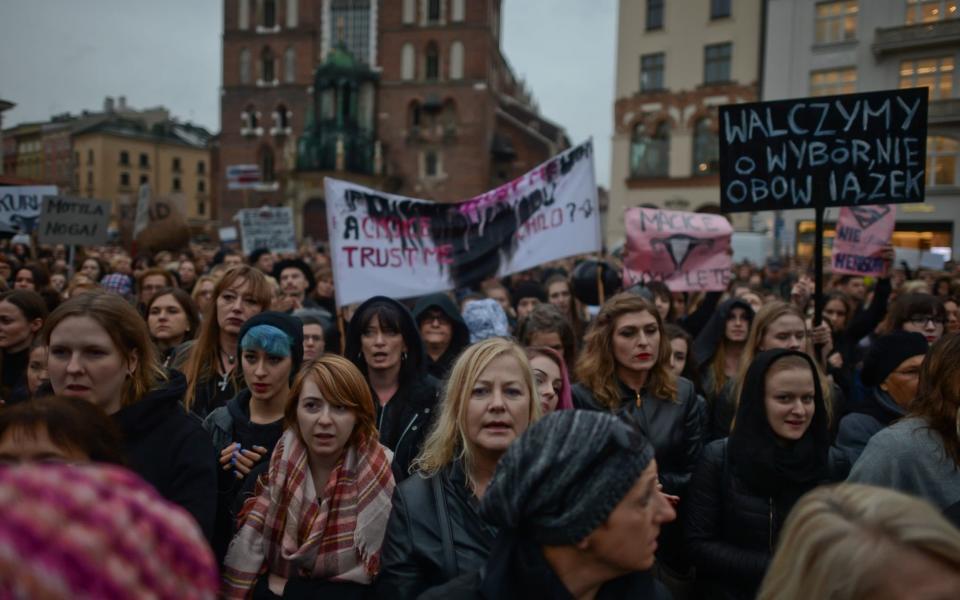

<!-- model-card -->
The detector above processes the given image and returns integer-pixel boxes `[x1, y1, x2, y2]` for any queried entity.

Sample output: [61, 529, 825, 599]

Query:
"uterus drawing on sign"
[649, 234, 715, 272]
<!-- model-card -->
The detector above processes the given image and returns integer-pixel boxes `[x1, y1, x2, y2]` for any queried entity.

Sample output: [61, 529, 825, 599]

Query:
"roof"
[72, 116, 212, 149]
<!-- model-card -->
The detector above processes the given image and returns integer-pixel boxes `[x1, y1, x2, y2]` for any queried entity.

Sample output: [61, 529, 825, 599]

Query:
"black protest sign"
[719, 87, 928, 213]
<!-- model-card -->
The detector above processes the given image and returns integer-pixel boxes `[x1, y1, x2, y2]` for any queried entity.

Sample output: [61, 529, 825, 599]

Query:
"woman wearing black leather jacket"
[374, 338, 540, 599]
[345, 296, 440, 480]
[571, 293, 702, 582]
[685, 349, 833, 600]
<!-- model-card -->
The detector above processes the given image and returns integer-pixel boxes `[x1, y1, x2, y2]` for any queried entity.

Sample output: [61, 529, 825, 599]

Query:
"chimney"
[118, 96, 127, 111]
[104, 96, 115, 113]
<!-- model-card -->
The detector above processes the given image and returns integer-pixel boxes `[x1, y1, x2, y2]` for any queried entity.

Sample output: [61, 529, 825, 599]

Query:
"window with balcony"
[630, 121, 670, 178]
[906, 0, 959, 24]
[704, 42, 732, 84]
[810, 67, 857, 96]
[641, 52, 665, 91]
[647, 0, 664, 30]
[900, 56, 954, 99]
[815, 1, 858, 44]
[711, 0, 731, 19]
[692, 118, 719, 175]
[928, 135, 959, 186]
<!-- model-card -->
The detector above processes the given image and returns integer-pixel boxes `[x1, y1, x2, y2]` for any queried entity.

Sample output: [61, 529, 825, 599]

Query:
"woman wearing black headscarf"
[685, 349, 833, 600]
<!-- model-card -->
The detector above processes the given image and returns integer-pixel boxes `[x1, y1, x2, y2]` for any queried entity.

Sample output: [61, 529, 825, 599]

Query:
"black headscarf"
[692, 298, 754, 368]
[728, 349, 830, 500]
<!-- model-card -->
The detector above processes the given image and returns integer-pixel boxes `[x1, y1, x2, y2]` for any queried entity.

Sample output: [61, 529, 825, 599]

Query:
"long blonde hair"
[413, 338, 541, 482]
[758, 483, 960, 600]
[575, 293, 677, 409]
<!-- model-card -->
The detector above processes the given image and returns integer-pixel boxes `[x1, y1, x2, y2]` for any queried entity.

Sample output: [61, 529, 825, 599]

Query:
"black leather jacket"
[374, 461, 497, 599]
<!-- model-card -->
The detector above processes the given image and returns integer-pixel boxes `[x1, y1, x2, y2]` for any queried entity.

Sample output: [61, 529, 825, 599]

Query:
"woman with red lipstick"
[180, 266, 273, 419]
[222, 354, 395, 598]
[685, 349, 832, 600]
[375, 338, 540, 599]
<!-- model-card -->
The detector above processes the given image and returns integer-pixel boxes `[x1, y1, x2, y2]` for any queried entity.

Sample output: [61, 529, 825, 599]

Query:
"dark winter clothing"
[412, 293, 470, 380]
[374, 461, 496, 599]
[831, 387, 907, 478]
[691, 298, 754, 371]
[172, 338, 244, 420]
[860, 330, 927, 388]
[0, 348, 29, 405]
[111, 371, 218, 541]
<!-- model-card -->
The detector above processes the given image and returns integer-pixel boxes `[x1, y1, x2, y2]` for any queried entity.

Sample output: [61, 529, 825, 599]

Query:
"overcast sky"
[0, 0, 617, 186]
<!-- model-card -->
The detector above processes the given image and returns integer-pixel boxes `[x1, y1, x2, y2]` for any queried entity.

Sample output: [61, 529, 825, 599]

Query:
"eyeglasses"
[907, 315, 946, 327]
[422, 312, 448, 325]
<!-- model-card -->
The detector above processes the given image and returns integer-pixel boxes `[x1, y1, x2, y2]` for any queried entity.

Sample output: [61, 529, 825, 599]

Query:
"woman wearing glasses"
[878, 293, 948, 345]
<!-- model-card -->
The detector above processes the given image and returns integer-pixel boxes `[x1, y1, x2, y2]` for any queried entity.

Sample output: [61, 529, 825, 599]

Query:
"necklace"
[218, 351, 236, 392]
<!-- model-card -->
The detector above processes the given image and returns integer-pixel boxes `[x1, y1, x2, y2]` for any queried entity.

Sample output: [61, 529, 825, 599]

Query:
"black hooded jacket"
[412, 293, 470, 380]
[345, 296, 440, 480]
[111, 371, 218, 541]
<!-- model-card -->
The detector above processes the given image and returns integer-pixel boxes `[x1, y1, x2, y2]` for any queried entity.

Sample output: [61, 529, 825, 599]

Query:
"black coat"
[418, 536, 671, 600]
[374, 461, 497, 599]
[112, 371, 218, 541]
[412, 293, 470, 381]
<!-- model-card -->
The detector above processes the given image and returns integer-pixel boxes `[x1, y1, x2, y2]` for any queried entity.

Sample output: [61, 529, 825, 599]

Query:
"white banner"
[324, 140, 601, 306]
[0, 186, 57, 234]
[237, 206, 296, 255]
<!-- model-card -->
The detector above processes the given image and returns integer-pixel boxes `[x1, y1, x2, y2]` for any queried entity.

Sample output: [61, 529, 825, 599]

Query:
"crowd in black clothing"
[1, 238, 960, 599]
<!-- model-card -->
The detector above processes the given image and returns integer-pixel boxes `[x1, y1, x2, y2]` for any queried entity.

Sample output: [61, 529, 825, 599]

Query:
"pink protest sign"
[831, 204, 896, 276]
[622, 207, 733, 292]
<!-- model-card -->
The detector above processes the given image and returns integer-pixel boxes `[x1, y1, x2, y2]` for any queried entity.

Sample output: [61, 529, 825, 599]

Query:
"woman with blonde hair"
[757, 483, 960, 600]
[375, 338, 540, 599]
[222, 354, 395, 598]
[179, 265, 273, 418]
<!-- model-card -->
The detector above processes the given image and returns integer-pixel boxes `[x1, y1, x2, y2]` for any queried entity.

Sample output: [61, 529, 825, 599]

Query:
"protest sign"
[37, 196, 110, 246]
[622, 208, 733, 292]
[719, 88, 928, 213]
[831, 204, 896, 276]
[135, 195, 191, 252]
[219, 226, 239, 243]
[0, 186, 57, 234]
[324, 140, 601, 307]
[237, 206, 296, 255]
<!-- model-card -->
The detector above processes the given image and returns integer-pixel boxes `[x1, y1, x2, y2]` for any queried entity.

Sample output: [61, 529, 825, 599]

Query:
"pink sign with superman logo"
[622, 207, 733, 292]
[831, 204, 896, 276]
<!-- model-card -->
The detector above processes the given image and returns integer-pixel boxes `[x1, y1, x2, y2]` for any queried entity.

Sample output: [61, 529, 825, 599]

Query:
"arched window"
[425, 41, 439, 80]
[402, 0, 416, 24]
[240, 48, 251, 84]
[449, 41, 464, 80]
[276, 104, 289, 129]
[239, 0, 250, 29]
[452, 0, 465, 21]
[263, 0, 277, 27]
[692, 117, 718, 176]
[629, 121, 669, 178]
[928, 135, 959, 187]
[401, 43, 416, 80]
[260, 145, 276, 181]
[261, 46, 275, 81]
[286, 0, 297, 27]
[427, 0, 441, 22]
[284, 47, 296, 82]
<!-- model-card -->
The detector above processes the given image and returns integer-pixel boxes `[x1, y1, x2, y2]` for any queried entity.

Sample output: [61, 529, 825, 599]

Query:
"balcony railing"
[873, 19, 960, 55]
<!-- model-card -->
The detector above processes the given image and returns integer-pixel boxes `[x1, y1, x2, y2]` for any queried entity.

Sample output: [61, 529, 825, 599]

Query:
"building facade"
[763, 0, 960, 260]
[608, 0, 763, 247]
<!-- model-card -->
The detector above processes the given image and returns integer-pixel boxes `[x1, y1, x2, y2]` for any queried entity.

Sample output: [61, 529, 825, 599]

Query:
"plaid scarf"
[221, 428, 395, 598]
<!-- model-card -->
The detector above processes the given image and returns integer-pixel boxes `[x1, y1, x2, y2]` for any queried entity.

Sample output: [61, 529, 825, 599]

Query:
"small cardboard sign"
[38, 196, 111, 246]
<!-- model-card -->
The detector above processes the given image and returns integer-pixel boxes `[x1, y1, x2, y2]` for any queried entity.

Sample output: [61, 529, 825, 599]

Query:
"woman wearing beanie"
[831, 331, 928, 478]
[344, 296, 440, 479]
[685, 349, 833, 600]
[222, 355, 395, 599]
[43, 291, 218, 540]
[421, 410, 674, 600]
[848, 335, 960, 527]
[572, 293, 701, 584]
[203, 311, 304, 561]
[375, 338, 540, 599]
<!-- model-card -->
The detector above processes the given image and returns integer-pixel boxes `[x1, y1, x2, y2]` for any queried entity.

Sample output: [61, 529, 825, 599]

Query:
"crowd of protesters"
[0, 235, 959, 599]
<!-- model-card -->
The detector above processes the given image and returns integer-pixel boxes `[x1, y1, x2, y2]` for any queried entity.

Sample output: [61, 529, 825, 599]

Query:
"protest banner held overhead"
[831, 204, 897, 276]
[324, 140, 601, 307]
[237, 206, 296, 255]
[0, 186, 58, 234]
[719, 88, 928, 213]
[37, 196, 111, 246]
[622, 207, 733, 292]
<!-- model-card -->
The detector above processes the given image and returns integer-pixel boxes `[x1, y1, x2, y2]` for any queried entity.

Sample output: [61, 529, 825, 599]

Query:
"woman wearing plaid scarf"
[222, 354, 396, 599]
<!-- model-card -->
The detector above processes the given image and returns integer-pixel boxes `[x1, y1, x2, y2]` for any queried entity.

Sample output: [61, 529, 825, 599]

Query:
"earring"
[402, 352, 408, 362]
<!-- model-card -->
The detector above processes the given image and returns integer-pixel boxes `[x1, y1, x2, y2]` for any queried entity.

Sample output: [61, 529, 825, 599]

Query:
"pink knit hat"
[0, 464, 219, 600]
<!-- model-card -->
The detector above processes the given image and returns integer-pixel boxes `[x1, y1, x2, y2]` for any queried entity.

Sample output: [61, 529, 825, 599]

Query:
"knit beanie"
[0, 464, 218, 599]
[462, 298, 510, 343]
[861, 331, 929, 387]
[237, 311, 305, 378]
[512, 281, 547, 307]
[481, 410, 655, 545]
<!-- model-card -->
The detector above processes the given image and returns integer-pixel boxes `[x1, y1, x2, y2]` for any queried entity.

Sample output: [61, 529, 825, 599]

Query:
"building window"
[198, 179, 206, 193]
[284, 46, 296, 82]
[330, 0, 372, 64]
[928, 135, 959, 186]
[87, 149, 94, 164]
[711, 0, 731, 18]
[449, 41, 464, 79]
[640, 52, 665, 91]
[261, 46, 275, 81]
[452, 0, 465, 21]
[427, 0, 441, 22]
[87, 171, 93, 186]
[424, 149, 440, 177]
[198, 160, 206, 174]
[172, 157, 181, 172]
[119, 151, 130, 166]
[906, 0, 959, 24]
[630, 121, 670, 178]
[900, 56, 954, 100]
[646, 0, 664, 30]
[810, 67, 857, 96]
[286, 0, 297, 27]
[240, 48, 251, 84]
[815, 1, 858, 44]
[692, 118, 719, 175]
[260, 145, 276, 181]
[401, 43, 416, 80]
[198, 200, 207, 216]
[239, 0, 250, 29]
[140, 174, 149, 185]
[263, 0, 277, 27]
[120, 172, 130, 187]
[173, 177, 182, 192]
[139, 153, 149, 168]
[402, 0, 416, 24]
[425, 41, 440, 80]
[276, 104, 290, 129]
[704, 42, 732, 84]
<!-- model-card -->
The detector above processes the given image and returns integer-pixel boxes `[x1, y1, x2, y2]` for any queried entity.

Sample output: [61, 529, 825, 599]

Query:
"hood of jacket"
[226, 388, 253, 425]
[412, 293, 470, 357]
[344, 295, 427, 383]
[113, 371, 190, 439]
[692, 297, 755, 368]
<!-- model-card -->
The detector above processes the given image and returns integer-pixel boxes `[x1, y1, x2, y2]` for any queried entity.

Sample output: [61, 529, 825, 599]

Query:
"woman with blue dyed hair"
[203, 311, 304, 561]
